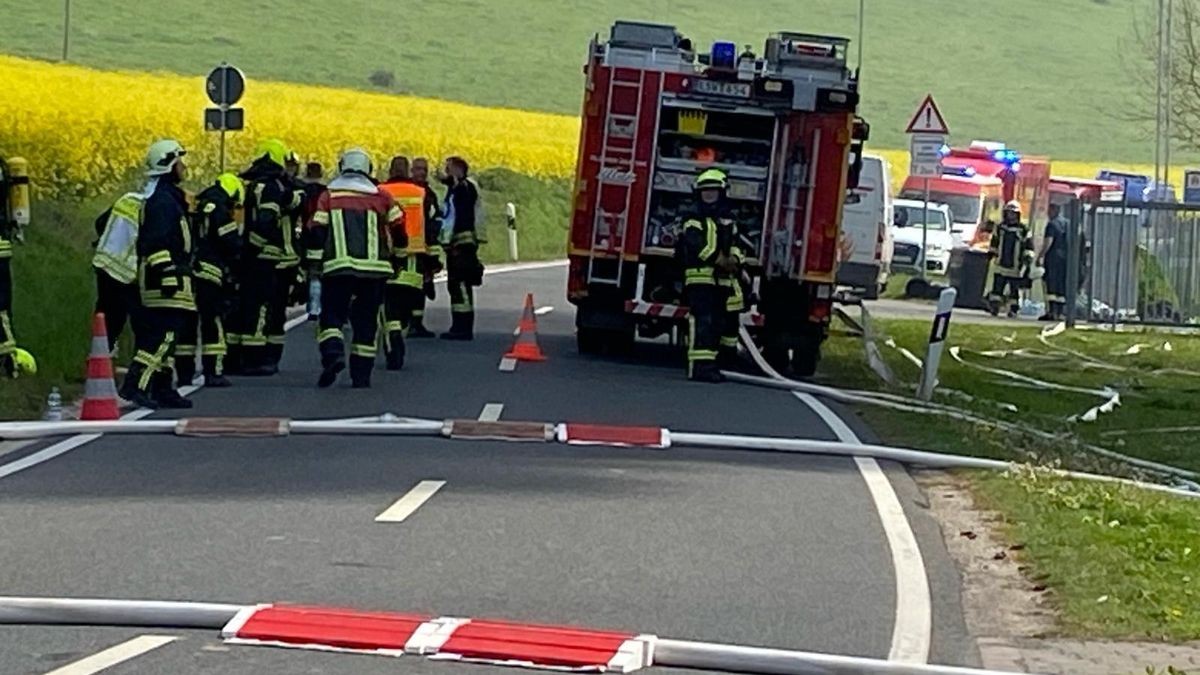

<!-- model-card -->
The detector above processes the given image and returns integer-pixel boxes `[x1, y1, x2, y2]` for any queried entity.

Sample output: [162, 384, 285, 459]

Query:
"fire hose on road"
[0, 596, 1024, 675]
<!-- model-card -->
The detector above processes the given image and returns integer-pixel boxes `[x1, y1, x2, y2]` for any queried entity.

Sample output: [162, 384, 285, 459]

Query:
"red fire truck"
[566, 21, 868, 375]
[899, 141, 1052, 246]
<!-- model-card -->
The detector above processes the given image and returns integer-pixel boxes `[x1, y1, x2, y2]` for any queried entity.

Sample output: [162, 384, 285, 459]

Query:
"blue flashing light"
[712, 41, 737, 69]
[938, 144, 951, 157]
[991, 148, 1022, 166]
[1010, 162, 1021, 174]
[963, 166, 977, 177]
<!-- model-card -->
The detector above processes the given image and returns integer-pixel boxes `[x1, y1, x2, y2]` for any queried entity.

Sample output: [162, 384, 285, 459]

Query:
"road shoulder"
[920, 470, 1200, 674]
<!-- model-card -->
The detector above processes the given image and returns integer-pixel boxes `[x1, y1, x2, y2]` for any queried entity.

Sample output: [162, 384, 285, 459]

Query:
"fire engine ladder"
[587, 67, 648, 288]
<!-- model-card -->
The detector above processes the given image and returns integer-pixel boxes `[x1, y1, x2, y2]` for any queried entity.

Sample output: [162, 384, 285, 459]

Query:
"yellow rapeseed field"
[0, 54, 1182, 201]
[0, 55, 578, 199]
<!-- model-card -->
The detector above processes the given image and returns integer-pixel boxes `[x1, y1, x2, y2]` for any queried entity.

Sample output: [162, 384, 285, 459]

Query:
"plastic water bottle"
[45, 387, 63, 422]
[307, 277, 322, 320]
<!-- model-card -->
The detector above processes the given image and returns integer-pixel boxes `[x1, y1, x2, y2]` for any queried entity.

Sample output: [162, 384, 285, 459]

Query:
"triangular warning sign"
[905, 94, 950, 134]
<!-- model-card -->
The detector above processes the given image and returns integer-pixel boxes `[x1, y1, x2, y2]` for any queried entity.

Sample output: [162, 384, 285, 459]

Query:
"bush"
[368, 69, 395, 89]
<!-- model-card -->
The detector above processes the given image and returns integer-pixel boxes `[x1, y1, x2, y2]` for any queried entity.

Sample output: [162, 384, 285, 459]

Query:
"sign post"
[204, 63, 246, 172]
[905, 95, 950, 280]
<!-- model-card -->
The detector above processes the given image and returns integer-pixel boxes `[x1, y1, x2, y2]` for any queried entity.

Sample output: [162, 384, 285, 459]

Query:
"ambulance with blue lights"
[566, 21, 869, 375]
[898, 141, 1051, 247]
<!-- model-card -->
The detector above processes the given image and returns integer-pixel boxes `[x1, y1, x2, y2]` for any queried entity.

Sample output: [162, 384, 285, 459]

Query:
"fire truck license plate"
[692, 80, 752, 98]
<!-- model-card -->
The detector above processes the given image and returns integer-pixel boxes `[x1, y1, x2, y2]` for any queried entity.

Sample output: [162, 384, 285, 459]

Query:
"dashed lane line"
[41, 635, 177, 675]
[374, 480, 446, 523]
[478, 403, 505, 422]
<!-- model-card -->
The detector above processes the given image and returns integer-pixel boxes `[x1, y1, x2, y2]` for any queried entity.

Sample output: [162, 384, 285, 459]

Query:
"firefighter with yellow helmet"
[0, 155, 33, 378]
[176, 173, 245, 387]
[118, 139, 195, 409]
[229, 138, 298, 376]
[987, 199, 1034, 318]
[678, 168, 744, 383]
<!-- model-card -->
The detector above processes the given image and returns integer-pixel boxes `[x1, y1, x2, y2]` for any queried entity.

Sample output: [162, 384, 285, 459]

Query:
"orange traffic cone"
[505, 293, 546, 362]
[79, 313, 121, 421]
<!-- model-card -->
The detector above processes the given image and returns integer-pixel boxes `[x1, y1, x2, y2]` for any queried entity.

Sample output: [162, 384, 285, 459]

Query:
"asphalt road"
[0, 263, 977, 674]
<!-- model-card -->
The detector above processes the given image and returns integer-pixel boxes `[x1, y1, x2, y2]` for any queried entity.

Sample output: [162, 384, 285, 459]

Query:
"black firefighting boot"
[440, 312, 474, 341]
[152, 370, 194, 409]
[202, 355, 232, 388]
[689, 360, 725, 384]
[174, 357, 197, 387]
[119, 364, 158, 410]
[349, 354, 373, 389]
[240, 347, 277, 377]
[385, 333, 406, 371]
[317, 342, 345, 389]
[408, 315, 435, 338]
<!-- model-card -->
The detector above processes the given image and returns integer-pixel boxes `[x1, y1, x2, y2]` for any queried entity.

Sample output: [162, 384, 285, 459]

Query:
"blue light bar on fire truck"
[942, 165, 977, 178]
[711, 41, 737, 69]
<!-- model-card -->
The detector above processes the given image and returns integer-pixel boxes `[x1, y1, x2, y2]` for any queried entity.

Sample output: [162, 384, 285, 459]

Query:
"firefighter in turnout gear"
[679, 169, 743, 383]
[440, 156, 482, 340]
[0, 156, 30, 378]
[93, 185, 152, 353]
[176, 173, 244, 387]
[119, 139, 196, 410]
[409, 157, 442, 338]
[230, 138, 296, 376]
[987, 200, 1034, 318]
[304, 148, 406, 389]
[379, 156, 428, 370]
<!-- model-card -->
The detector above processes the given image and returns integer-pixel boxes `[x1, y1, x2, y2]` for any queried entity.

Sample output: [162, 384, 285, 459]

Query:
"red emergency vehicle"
[899, 141, 1051, 246]
[567, 21, 868, 374]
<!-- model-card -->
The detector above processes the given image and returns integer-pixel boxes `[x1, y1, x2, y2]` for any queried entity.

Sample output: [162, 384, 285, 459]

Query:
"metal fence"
[1066, 200, 1200, 327]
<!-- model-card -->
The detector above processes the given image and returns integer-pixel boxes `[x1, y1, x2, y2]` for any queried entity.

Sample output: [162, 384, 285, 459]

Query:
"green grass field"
[0, 0, 1173, 163]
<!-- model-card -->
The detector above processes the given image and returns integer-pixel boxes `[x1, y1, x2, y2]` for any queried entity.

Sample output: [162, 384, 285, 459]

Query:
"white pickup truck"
[891, 199, 955, 275]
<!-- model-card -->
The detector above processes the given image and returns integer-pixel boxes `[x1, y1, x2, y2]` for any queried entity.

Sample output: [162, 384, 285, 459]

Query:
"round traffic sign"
[205, 64, 245, 107]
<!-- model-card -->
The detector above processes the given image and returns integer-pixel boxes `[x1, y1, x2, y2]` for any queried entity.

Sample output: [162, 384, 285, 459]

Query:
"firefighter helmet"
[253, 138, 290, 169]
[11, 348, 36, 376]
[216, 173, 245, 205]
[694, 168, 729, 192]
[1003, 199, 1022, 213]
[144, 139, 187, 177]
[338, 148, 374, 177]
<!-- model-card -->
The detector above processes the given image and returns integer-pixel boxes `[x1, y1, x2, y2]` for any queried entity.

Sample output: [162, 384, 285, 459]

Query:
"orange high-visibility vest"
[380, 180, 426, 253]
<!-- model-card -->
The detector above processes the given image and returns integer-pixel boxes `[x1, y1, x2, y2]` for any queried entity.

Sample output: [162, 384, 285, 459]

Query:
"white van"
[836, 154, 892, 298]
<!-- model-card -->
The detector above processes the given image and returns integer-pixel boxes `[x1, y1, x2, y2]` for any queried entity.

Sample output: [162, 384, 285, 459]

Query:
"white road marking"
[478, 403, 504, 422]
[42, 635, 177, 675]
[793, 392, 932, 664]
[534, 306, 554, 316]
[498, 357, 517, 372]
[375, 480, 446, 523]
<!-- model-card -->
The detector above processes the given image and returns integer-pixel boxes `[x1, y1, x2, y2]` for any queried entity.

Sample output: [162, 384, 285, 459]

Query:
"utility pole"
[62, 0, 71, 62]
[856, 0, 866, 79]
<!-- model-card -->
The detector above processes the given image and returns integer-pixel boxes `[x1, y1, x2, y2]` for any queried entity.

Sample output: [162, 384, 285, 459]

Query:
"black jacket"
[139, 179, 195, 310]
[192, 183, 243, 286]
[240, 159, 299, 265]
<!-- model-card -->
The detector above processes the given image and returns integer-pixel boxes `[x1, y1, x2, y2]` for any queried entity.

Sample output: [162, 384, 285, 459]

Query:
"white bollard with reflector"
[505, 202, 519, 262]
[917, 287, 956, 401]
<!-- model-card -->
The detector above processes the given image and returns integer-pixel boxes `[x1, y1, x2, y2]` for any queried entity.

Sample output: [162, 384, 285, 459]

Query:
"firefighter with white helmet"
[303, 148, 406, 389]
[987, 199, 1034, 318]
[118, 138, 196, 409]
[678, 168, 744, 382]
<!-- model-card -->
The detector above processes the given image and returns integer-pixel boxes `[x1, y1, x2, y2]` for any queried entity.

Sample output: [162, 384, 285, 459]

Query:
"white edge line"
[42, 634, 178, 675]
[498, 357, 517, 372]
[0, 310, 310, 481]
[793, 391, 932, 664]
[478, 403, 504, 422]
[375, 480, 447, 523]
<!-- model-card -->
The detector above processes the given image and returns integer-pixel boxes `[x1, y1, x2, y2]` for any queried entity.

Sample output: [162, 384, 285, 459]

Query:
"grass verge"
[0, 169, 569, 421]
[972, 467, 1200, 641]
[818, 314, 1200, 640]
